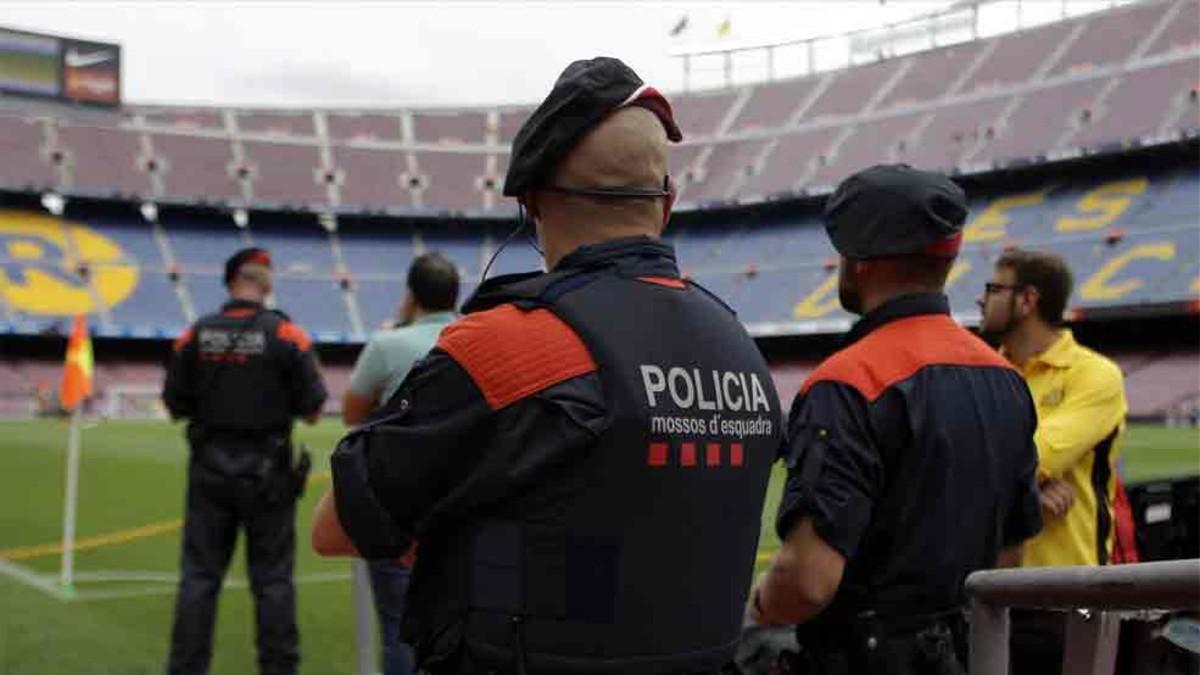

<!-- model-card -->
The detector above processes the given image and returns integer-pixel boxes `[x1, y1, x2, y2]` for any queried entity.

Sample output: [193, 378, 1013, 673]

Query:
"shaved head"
[527, 106, 676, 269]
[551, 106, 669, 192]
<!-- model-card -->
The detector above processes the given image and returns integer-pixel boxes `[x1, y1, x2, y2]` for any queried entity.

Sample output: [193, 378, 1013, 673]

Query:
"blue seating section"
[1, 167, 1196, 341]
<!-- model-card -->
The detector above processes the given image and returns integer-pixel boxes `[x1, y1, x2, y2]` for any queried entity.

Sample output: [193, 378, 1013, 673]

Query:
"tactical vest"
[409, 262, 782, 674]
[188, 307, 296, 435]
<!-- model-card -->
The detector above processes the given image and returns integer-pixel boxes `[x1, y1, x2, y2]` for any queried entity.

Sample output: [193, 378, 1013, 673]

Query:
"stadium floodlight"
[140, 201, 159, 224]
[232, 208, 249, 229]
[41, 192, 65, 216]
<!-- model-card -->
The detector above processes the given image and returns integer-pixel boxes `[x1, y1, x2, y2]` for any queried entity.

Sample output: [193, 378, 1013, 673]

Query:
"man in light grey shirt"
[341, 252, 459, 675]
[344, 253, 459, 422]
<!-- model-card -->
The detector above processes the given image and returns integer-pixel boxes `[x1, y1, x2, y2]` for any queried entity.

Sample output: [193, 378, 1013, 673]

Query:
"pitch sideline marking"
[72, 570, 355, 602]
[0, 472, 331, 562]
[0, 557, 64, 599]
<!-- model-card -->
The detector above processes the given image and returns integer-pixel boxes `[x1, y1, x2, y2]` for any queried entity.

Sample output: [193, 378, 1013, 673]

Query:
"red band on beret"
[923, 233, 962, 257]
[621, 85, 683, 142]
[246, 251, 272, 268]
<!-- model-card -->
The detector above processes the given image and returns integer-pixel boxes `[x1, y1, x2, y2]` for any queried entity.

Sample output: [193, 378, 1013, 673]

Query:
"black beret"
[224, 247, 272, 286]
[503, 56, 682, 198]
[824, 164, 968, 259]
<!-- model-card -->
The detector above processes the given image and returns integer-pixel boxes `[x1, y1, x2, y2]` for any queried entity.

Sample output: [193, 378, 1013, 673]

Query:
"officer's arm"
[1000, 384, 1043, 562]
[328, 342, 605, 559]
[276, 321, 328, 424]
[326, 349, 492, 558]
[312, 488, 417, 565]
[758, 382, 881, 625]
[1034, 360, 1125, 480]
[756, 517, 845, 625]
[162, 326, 197, 420]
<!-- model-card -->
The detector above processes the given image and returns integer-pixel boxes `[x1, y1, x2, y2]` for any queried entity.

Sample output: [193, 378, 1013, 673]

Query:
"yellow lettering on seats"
[1055, 178, 1149, 233]
[946, 260, 971, 289]
[1081, 242, 1175, 301]
[964, 190, 1047, 242]
[793, 274, 839, 318]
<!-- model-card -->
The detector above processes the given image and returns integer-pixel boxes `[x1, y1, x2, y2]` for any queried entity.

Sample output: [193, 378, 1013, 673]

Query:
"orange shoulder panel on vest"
[436, 304, 598, 410]
[637, 276, 687, 289]
[173, 326, 194, 352]
[801, 314, 1012, 402]
[276, 321, 312, 352]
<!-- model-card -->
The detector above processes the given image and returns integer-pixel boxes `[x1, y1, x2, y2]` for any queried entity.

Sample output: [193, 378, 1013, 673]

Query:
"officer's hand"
[1039, 479, 1076, 519]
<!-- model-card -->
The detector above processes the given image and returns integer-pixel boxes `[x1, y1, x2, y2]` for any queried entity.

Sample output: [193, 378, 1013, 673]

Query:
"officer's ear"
[521, 191, 541, 223]
[1019, 285, 1041, 321]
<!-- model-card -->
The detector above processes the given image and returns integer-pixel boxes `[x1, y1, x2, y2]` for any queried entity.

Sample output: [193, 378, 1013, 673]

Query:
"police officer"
[163, 247, 327, 675]
[314, 57, 783, 674]
[751, 165, 1043, 675]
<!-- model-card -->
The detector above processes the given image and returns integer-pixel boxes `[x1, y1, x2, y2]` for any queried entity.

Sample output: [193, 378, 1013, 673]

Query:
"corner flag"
[60, 314, 93, 411]
[59, 313, 93, 597]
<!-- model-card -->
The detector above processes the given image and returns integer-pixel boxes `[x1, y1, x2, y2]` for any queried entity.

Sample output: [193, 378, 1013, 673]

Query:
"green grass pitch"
[0, 418, 1196, 673]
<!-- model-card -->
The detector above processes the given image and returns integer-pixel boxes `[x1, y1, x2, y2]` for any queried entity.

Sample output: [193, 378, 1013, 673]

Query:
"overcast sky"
[1, 1, 1114, 108]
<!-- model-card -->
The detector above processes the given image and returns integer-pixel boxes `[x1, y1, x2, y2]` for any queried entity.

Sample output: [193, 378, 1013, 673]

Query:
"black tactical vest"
[188, 305, 296, 435]
[408, 244, 782, 674]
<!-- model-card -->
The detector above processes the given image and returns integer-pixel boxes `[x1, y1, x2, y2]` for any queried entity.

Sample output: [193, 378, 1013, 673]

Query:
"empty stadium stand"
[0, 0, 1191, 214]
[2, 161, 1196, 343]
[0, 0, 1196, 421]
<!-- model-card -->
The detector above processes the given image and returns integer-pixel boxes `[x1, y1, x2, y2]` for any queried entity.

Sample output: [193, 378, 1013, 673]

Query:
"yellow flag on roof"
[717, 17, 732, 38]
[60, 314, 93, 411]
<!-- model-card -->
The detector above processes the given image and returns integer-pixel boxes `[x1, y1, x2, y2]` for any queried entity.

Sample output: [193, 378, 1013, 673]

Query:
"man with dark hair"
[344, 252, 460, 421]
[752, 165, 1042, 675]
[339, 251, 460, 675]
[986, 248, 1075, 329]
[314, 57, 781, 674]
[978, 247, 1128, 675]
[163, 247, 327, 675]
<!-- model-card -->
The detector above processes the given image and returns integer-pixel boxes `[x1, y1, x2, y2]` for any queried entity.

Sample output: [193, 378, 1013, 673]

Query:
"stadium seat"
[0, 116, 56, 191]
[326, 113, 402, 141]
[1047, 1, 1172, 78]
[411, 111, 487, 144]
[57, 124, 151, 198]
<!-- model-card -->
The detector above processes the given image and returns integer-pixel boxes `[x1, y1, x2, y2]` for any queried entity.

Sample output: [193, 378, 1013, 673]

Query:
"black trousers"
[167, 465, 298, 675]
[1009, 610, 1066, 675]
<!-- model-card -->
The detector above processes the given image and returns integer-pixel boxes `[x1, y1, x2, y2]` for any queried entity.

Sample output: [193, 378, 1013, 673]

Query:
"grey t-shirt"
[348, 311, 457, 405]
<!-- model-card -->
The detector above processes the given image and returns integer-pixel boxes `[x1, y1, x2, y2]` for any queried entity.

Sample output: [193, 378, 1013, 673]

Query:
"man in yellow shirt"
[978, 247, 1128, 674]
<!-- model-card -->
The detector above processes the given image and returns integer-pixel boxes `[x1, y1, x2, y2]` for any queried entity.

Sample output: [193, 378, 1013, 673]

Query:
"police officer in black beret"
[315, 57, 782, 674]
[163, 247, 327, 675]
[751, 165, 1043, 675]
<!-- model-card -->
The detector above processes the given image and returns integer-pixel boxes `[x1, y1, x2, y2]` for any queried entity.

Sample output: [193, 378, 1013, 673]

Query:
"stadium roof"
[0, 1, 1132, 108]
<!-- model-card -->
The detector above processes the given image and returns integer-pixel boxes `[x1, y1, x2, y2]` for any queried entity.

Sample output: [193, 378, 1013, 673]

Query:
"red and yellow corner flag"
[60, 314, 93, 411]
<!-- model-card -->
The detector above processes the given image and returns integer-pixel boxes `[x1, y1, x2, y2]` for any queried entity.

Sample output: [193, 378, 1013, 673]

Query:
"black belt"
[797, 608, 965, 648]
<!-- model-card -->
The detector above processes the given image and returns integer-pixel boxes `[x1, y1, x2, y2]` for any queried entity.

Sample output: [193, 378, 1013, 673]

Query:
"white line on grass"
[0, 557, 65, 599]
[72, 570, 354, 602]
[72, 570, 178, 584]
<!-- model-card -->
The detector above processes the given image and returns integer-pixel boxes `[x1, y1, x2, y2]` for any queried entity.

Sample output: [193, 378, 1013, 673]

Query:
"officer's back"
[165, 252, 326, 475]
[752, 166, 1041, 675]
[320, 58, 782, 675]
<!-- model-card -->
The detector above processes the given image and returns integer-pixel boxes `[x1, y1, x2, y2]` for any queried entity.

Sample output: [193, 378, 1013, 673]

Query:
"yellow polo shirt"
[1015, 330, 1127, 568]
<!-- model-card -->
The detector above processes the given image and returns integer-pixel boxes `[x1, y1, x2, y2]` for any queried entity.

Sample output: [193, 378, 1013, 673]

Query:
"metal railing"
[965, 559, 1200, 675]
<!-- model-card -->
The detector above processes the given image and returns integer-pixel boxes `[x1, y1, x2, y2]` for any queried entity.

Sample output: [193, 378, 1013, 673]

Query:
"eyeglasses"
[983, 282, 1022, 296]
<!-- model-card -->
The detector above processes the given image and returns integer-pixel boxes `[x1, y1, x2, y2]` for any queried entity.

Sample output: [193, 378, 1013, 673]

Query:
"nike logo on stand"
[64, 50, 114, 68]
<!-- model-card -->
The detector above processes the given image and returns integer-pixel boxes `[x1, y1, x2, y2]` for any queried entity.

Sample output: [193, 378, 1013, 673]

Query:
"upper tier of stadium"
[1, 160, 1196, 342]
[0, 0, 1196, 216]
